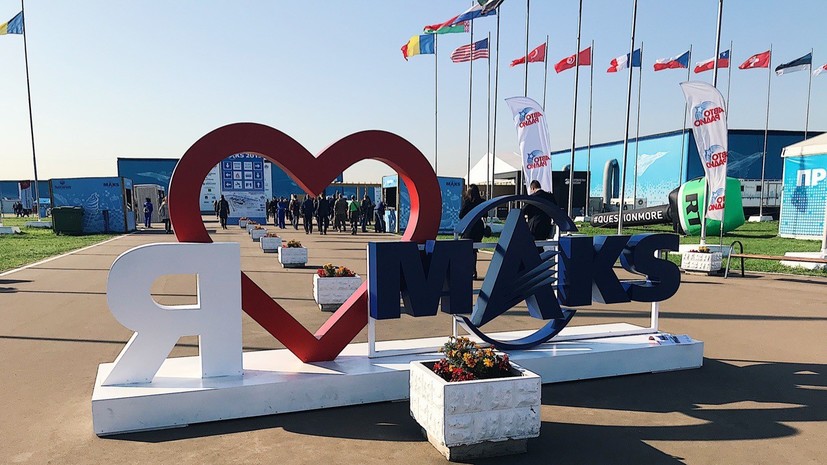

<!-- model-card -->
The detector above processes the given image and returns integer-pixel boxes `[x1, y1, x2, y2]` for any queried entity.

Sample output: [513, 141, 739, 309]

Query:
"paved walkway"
[1, 217, 825, 464]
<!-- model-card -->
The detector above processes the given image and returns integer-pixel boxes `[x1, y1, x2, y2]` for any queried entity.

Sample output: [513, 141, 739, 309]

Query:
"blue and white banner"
[219, 153, 272, 224]
[505, 96, 553, 193]
[681, 81, 729, 221]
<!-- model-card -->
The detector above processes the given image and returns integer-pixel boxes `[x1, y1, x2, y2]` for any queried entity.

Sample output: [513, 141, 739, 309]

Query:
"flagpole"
[703, 0, 724, 245]
[21, 0, 41, 216]
[805, 47, 813, 139]
[617, 0, 638, 234]
[523, 0, 530, 97]
[726, 40, 733, 111]
[434, 34, 439, 175]
[542, 35, 549, 110]
[486, 31, 492, 199]
[492, 11, 501, 201]
[568, 0, 584, 217]
[467, 22, 474, 185]
[633, 41, 643, 207]
[679, 45, 692, 189]
[758, 44, 773, 220]
[585, 40, 594, 217]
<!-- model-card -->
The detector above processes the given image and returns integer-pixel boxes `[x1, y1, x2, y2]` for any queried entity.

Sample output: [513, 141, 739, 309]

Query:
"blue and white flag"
[775, 52, 812, 75]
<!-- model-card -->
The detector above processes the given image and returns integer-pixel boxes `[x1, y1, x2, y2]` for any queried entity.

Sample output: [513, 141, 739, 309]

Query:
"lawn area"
[0, 216, 118, 273]
[441, 220, 827, 277]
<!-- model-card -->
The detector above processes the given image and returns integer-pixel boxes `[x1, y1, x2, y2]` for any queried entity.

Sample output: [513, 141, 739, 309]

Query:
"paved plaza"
[1, 218, 825, 464]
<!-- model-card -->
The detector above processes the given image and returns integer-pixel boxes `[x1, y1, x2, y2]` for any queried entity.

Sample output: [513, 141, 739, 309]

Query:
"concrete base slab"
[574, 216, 591, 223]
[0, 226, 21, 235]
[781, 251, 827, 270]
[91, 323, 703, 436]
[25, 221, 52, 228]
[748, 215, 774, 222]
[424, 431, 528, 461]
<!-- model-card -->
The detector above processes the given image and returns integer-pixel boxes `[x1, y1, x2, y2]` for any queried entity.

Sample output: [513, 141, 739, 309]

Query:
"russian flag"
[607, 48, 641, 73]
[452, 0, 500, 24]
[694, 50, 730, 73]
[653, 51, 690, 71]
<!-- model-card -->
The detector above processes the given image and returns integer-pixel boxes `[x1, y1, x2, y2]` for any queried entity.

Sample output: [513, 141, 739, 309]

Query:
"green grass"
[0, 216, 118, 273]
[441, 220, 827, 277]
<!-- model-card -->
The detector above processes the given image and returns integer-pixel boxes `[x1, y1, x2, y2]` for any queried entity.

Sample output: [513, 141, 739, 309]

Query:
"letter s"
[619, 233, 681, 302]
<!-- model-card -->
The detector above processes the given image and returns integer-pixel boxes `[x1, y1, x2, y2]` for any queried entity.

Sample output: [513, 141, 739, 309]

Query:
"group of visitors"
[142, 197, 172, 233]
[11, 201, 32, 217]
[296, 192, 386, 235]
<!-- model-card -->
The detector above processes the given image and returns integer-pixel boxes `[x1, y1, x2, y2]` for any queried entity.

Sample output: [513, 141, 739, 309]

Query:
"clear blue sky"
[1, 0, 826, 183]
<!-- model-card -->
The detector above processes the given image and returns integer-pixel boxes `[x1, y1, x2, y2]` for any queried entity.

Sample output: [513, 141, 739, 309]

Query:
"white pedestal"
[250, 229, 267, 242]
[681, 251, 723, 273]
[313, 274, 363, 312]
[748, 215, 773, 222]
[91, 323, 703, 436]
[260, 236, 282, 253]
[238, 219, 248, 228]
[278, 247, 308, 268]
[781, 251, 827, 270]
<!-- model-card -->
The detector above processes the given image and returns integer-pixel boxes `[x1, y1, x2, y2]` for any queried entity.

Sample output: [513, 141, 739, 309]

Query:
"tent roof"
[468, 152, 522, 184]
[781, 133, 827, 157]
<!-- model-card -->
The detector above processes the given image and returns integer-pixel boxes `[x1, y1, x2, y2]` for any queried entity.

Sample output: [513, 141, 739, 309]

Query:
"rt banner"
[680, 81, 728, 220]
[505, 96, 553, 193]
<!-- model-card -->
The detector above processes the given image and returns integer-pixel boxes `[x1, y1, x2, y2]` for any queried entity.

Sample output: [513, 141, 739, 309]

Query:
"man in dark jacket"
[315, 192, 330, 235]
[521, 180, 557, 246]
[301, 195, 315, 234]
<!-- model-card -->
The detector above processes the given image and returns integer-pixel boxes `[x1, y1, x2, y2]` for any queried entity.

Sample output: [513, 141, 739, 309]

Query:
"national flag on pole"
[453, 0, 500, 24]
[813, 63, 827, 77]
[401, 35, 435, 61]
[653, 50, 690, 71]
[0, 11, 23, 35]
[423, 20, 469, 34]
[775, 52, 812, 75]
[738, 50, 771, 69]
[554, 47, 591, 73]
[451, 38, 489, 63]
[607, 48, 641, 73]
[694, 50, 730, 73]
[510, 42, 546, 67]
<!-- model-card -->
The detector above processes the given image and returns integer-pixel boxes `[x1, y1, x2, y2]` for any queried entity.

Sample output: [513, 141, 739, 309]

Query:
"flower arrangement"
[688, 246, 711, 253]
[254, 225, 264, 230]
[285, 240, 303, 248]
[317, 263, 357, 278]
[431, 336, 514, 382]
[265, 232, 280, 237]
[239, 217, 249, 221]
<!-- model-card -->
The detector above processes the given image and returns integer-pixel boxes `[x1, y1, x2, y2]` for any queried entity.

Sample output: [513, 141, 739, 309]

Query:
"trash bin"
[52, 206, 84, 235]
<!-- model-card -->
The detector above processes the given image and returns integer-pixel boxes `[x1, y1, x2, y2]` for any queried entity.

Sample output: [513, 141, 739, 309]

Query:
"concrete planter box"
[278, 247, 307, 268]
[681, 251, 723, 273]
[313, 274, 362, 312]
[246, 223, 258, 234]
[238, 219, 248, 228]
[409, 361, 541, 461]
[250, 228, 267, 242]
[260, 236, 282, 252]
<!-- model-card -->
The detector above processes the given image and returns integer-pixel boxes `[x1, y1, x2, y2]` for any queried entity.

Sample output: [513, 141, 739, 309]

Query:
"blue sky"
[1, 0, 826, 183]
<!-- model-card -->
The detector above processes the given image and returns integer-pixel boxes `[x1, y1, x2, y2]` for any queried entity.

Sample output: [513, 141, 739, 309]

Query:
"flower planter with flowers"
[238, 217, 249, 228]
[278, 240, 307, 268]
[313, 264, 362, 312]
[260, 233, 282, 252]
[410, 337, 541, 461]
[681, 246, 722, 273]
[250, 226, 267, 242]
[246, 221, 258, 234]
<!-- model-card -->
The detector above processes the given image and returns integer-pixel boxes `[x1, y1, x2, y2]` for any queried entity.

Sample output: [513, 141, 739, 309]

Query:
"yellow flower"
[483, 358, 494, 368]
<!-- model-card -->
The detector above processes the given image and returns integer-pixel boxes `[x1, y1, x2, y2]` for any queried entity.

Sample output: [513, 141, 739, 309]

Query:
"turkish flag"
[554, 47, 592, 73]
[510, 43, 546, 67]
[739, 50, 771, 69]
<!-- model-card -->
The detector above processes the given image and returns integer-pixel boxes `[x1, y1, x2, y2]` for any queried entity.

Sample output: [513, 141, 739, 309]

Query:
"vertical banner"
[505, 96, 553, 193]
[680, 81, 728, 220]
[18, 181, 34, 210]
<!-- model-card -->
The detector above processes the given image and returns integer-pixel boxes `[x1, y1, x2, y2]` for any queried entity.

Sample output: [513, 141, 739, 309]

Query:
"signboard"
[505, 96, 554, 193]
[199, 165, 220, 212]
[780, 153, 827, 239]
[219, 153, 271, 224]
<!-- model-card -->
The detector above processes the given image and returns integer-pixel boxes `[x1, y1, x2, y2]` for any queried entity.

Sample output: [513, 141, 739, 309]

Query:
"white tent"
[781, 132, 827, 158]
[467, 152, 522, 185]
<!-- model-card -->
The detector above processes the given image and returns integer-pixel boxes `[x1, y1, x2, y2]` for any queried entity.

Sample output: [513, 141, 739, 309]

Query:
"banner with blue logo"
[780, 153, 827, 239]
[219, 153, 272, 224]
[506, 96, 553, 193]
[680, 82, 729, 221]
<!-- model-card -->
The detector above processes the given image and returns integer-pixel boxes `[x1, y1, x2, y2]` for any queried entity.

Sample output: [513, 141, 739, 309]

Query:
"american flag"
[450, 38, 489, 63]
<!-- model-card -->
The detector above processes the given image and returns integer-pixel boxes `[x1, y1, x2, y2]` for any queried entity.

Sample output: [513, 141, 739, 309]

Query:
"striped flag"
[775, 52, 812, 75]
[0, 11, 23, 35]
[813, 63, 827, 77]
[694, 50, 730, 73]
[450, 38, 489, 63]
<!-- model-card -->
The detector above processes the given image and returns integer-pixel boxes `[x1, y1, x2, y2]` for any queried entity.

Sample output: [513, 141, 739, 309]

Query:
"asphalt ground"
[1, 216, 825, 464]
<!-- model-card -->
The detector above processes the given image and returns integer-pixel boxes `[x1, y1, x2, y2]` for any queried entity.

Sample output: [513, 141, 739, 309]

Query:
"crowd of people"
[265, 192, 386, 235]
[11, 201, 33, 217]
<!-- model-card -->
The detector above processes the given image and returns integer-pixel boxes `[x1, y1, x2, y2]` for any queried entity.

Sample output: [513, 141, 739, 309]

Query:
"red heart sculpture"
[168, 123, 441, 362]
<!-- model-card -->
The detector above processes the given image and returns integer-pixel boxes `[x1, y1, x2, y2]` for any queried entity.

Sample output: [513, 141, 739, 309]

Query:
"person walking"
[277, 197, 288, 229]
[348, 195, 360, 235]
[143, 197, 154, 228]
[521, 180, 557, 252]
[289, 194, 301, 230]
[218, 195, 231, 229]
[334, 194, 348, 232]
[302, 195, 315, 234]
[459, 184, 485, 280]
[158, 198, 171, 234]
[374, 198, 386, 233]
[360, 194, 371, 232]
[315, 192, 330, 235]
[214, 199, 219, 219]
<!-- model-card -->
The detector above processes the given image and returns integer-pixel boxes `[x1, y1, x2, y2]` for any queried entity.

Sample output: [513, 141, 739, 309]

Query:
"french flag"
[694, 50, 730, 73]
[653, 51, 690, 71]
[607, 48, 641, 73]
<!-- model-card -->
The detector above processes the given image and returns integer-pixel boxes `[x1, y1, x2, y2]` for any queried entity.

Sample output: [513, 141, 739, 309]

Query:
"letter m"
[368, 240, 473, 319]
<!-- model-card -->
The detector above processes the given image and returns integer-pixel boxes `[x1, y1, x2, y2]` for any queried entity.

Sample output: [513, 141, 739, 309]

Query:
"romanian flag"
[0, 11, 23, 35]
[401, 35, 435, 61]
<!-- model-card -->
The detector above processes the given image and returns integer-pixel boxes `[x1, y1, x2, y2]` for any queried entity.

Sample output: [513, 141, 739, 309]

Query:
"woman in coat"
[459, 184, 485, 280]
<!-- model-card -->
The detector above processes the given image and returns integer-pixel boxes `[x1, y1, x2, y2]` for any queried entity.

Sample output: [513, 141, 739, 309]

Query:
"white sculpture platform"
[0, 226, 21, 235]
[781, 251, 827, 270]
[91, 322, 703, 436]
[25, 220, 52, 228]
